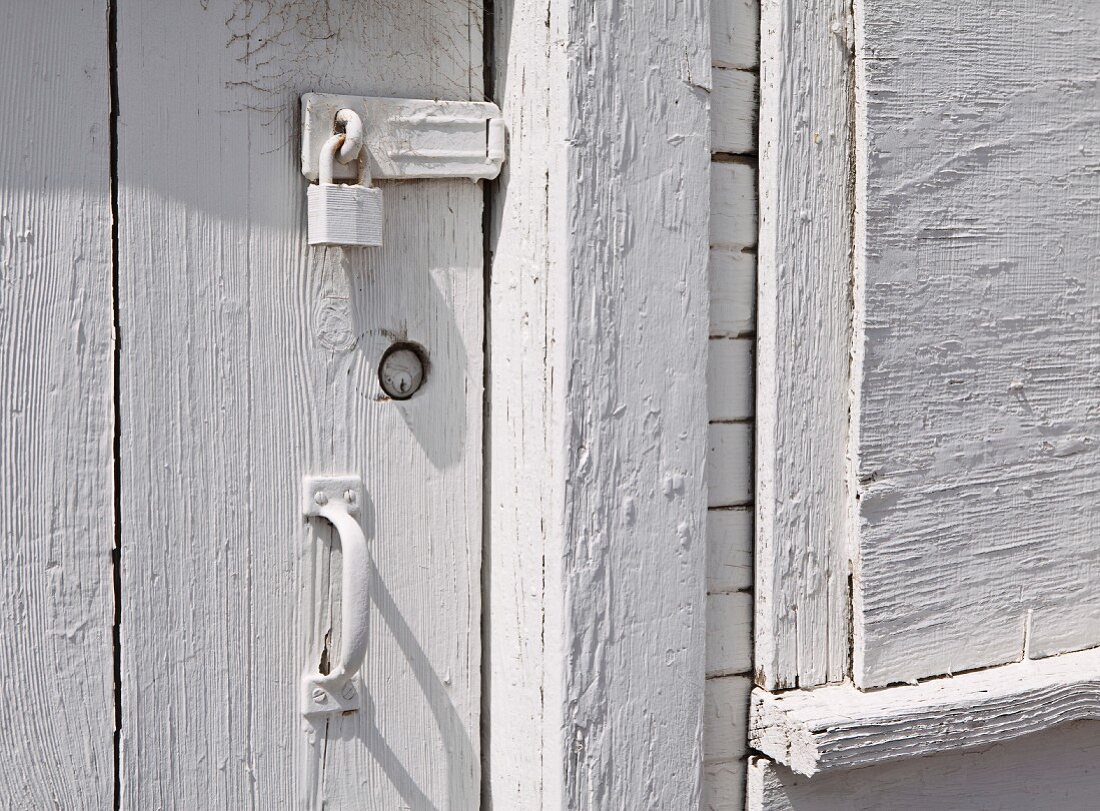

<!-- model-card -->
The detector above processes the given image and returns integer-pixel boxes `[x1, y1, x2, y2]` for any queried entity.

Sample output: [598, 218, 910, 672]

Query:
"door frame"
[485, 0, 713, 805]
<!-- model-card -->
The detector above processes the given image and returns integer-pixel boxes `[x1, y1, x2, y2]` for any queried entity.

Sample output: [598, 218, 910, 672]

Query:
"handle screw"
[313, 491, 328, 506]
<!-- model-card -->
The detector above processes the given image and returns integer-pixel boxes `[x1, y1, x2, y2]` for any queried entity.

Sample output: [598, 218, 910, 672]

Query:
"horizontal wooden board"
[751, 645, 1100, 776]
[705, 675, 753, 761]
[713, 0, 759, 70]
[851, 0, 1100, 687]
[708, 423, 753, 507]
[710, 248, 756, 336]
[707, 592, 753, 676]
[707, 508, 753, 593]
[705, 759, 747, 811]
[748, 721, 1100, 810]
[708, 338, 754, 421]
[712, 68, 757, 154]
[711, 161, 757, 250]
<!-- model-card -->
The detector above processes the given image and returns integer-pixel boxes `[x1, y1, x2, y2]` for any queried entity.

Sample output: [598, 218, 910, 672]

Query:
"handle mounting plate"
[301, 674, 360, 718]
[302, 474, 362, 518]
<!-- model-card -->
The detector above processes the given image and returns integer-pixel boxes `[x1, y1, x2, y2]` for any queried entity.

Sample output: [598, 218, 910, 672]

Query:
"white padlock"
[307, 130, 383, 247]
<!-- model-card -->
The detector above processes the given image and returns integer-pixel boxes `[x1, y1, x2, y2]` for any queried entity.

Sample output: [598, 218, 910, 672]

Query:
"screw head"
[344, 489, 356, 504]
[313, 491, 328, 506]
[312, 688, 328, 703]
[341, 682, 356, 700]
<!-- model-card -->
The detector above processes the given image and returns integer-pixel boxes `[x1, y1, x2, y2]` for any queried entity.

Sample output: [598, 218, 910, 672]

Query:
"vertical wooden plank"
[116, 1, 483, 807]
[490, 0, 711, 805]
[755, 0, 853, 690]
[561, 0, 710, 800]
[487, 0, 567, 803]
[850, 0, 1100, 687]
[0, 3, 114, 805]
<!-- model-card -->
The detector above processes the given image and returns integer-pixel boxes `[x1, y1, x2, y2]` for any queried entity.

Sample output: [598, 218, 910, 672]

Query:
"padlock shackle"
[335, 108, 364, 165]
[318, 132, 372, 188]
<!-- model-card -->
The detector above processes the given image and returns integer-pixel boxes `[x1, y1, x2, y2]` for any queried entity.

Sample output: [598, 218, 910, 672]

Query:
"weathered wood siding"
[0, 3, 115, 805]
[487, 0, 568, 802]
[489, 0, 711, 804]
[116, 2, 484, 807]
[755, 0, 854, 692]
[704, 0, 758, 806]
[749, 720, 1100, 810]
[851, 0, 1100, 687]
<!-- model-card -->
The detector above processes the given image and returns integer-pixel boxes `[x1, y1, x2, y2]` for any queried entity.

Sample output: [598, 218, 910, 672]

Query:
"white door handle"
[301, 475, 370, 717]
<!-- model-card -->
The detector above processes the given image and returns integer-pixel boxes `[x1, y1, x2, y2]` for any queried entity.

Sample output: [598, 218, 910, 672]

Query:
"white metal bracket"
[302, 474, 370, 718]
[301, 93, 505, 183]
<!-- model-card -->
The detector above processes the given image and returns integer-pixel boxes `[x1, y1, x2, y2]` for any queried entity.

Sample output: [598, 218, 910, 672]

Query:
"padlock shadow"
[332, 179, 481, 472]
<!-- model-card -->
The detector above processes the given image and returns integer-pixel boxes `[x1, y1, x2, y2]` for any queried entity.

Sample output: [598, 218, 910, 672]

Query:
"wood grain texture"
[705, 7, 757, 803]
[707, 508, 752, 593]
[0, 2, 114, 805]
[748, 721, 1100, 810]
[713, 0, 759, 70]
[712, 68, 758, 154]
[116, 2, 483, 807]
[708, 423, 753, 507]
[705, 675, 752, 761]
[751, 646, 1100, 776]
[706, 592, 753, 677]
[850, 0, 1100, 688]
[491, 0, 711, 804]
[711, 161, 757, 250]
[708, 338, 754, 421]
[710, 247, 755, 336]
[703, 676, 749, 810]
[487, 0, 566, 802]
[559, 0, 711, 803]
[705, 758, 747, 811]
[755, 0, 852, 691]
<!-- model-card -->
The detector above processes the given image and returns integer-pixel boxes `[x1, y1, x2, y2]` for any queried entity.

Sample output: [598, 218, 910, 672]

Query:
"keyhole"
[379, 343, 427, 400]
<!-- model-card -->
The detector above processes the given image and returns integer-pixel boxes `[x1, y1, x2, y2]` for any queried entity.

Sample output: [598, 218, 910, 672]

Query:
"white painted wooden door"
[0, 3, 115, 806]
[2, 1, 484, 808]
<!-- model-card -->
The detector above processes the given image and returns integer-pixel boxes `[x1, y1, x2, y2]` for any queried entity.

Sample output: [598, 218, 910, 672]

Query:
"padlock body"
[307, 183, 384, 247]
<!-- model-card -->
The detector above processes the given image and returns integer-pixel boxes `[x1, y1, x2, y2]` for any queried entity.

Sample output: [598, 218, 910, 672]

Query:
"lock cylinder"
[307, 111, 384, 247]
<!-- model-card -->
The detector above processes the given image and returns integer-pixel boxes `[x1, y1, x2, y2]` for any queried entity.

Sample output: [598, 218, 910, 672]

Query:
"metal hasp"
[301, 475, 370, 717]
[301, 93, 506, 183]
